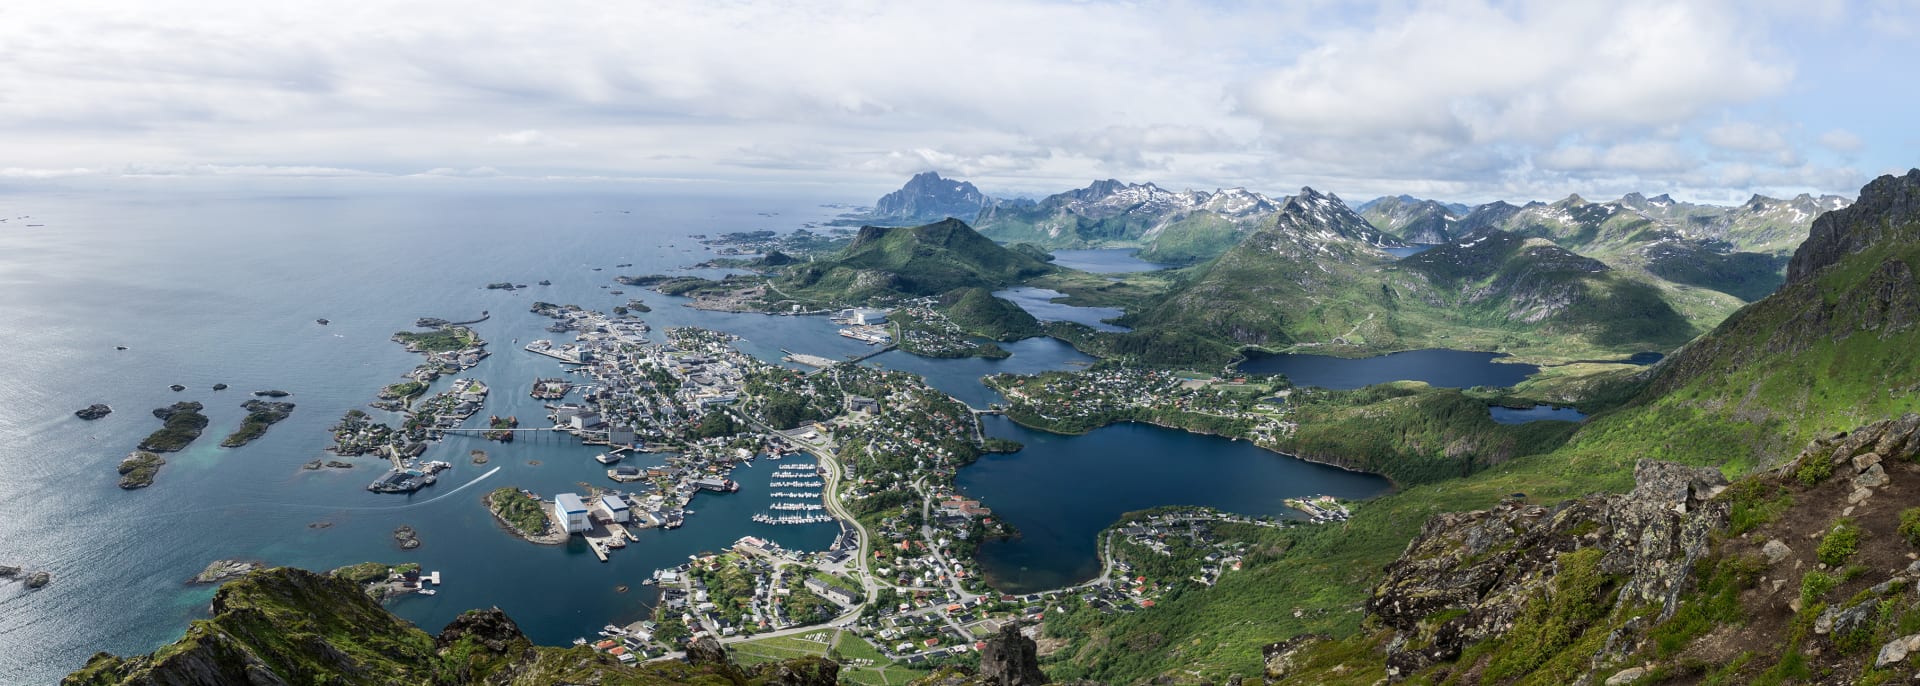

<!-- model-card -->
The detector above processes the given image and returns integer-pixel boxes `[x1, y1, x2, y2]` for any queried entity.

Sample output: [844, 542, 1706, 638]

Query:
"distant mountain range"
[861, 173, 1853, 304]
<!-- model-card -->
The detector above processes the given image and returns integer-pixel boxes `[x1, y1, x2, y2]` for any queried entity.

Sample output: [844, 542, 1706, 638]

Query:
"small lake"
[993, 287, 1130, 333]
[1238, 349, 1540, 389]
[959, 417, 1390, 593]
[1489, 405, 1588, 424]
[1047, 248, 1172, 273]
[1381, 244, 1437, 258]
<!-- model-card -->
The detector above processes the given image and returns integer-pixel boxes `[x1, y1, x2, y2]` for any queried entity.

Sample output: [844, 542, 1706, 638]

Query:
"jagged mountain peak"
[1785, 168, 1920, 284]
[870, 172, 993, 223]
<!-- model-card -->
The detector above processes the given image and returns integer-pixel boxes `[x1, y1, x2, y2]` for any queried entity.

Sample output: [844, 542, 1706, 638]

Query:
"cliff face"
[1787, 169, 1920, 284]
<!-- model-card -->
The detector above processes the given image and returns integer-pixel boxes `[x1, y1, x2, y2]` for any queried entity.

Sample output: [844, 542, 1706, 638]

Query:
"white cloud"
[0, 0, 1900, 202]
[1704, 121, 1792, 153]
[1537, 142, 1695, 173]
[486, 130, 574, 148]
[1817, 128, 1864, 153]
[1238, 1, 1791, 145]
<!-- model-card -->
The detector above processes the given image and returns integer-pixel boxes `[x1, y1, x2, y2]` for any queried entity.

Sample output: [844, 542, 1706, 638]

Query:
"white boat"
[417, 588, 437, 596]
[595, 452, 621, 465]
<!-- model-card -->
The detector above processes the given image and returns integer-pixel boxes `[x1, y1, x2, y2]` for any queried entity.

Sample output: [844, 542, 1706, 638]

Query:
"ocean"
[0, 188, 1388, 683]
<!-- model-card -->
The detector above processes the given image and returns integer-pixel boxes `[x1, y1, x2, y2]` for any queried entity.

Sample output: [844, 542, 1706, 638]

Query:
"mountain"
[1445, 191, 1851, 302]
[865, 171, 996, 225]
[1358, 195, 1461, 244]
[1120, 188, 1406, 352]
[1116, 190, 1731, 363]
[1249, 170, 1920, 685]
[776, 218, 1056, 300]
[973, 180, 1285, 263]
[63, 566, 841, 686]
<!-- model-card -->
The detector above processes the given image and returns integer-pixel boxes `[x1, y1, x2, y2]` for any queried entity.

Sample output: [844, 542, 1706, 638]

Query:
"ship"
[595, 452, 621, 465]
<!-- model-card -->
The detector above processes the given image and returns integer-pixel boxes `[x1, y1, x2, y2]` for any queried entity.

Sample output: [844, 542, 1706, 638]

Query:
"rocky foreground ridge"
[63, 565, 1059, 686]
[1266, 414, 1920, 685]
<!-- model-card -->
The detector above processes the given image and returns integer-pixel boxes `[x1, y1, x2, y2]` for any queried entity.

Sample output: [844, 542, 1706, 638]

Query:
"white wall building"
[598, 494, 631, 523]
[554, 493, 592, 533]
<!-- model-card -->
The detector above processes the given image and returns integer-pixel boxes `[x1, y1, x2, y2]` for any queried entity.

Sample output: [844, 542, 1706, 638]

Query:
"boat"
[596, 452, 621, 465]
[417, 588, 437, 596]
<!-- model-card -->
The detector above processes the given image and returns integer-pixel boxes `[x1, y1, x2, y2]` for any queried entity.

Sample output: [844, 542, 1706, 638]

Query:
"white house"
[598, 494, 631, 523]
[571, 412, 604, 430]
[554, 493, 592, 533]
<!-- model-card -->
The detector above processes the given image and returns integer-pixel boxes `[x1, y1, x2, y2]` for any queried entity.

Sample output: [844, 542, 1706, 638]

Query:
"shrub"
[1795, 456, 1833, 485]
[1816, 520, 1862, 566]
[1900, 507, 1920, 547]
[1800, 571, 1838, 608]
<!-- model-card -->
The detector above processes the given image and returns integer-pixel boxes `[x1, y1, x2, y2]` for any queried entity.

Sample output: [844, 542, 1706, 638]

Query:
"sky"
[0, 0, 1915, 204]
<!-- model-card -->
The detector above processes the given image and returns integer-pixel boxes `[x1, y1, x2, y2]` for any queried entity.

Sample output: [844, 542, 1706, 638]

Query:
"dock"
[780, 350, 839, 369]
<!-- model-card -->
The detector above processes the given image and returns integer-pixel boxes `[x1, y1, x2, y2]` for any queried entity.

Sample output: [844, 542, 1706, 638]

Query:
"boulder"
[1854, 463, 1889, 489]
[1762, 539, 1792, 565]
[1876, 634, 1920, 669]
[686, 636, 731, 667]
[1605, 666, 1650, 685]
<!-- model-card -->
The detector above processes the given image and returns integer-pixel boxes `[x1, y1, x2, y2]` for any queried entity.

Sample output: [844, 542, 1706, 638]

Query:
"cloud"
[0, 0, 1901, 202]
[1704, 121, 1792, 153]
[486, 130, 574, 148]
[1537, 142, 1695, 173]
[1817, 128, 1864, 153]
[1238, 1, 1791, 145]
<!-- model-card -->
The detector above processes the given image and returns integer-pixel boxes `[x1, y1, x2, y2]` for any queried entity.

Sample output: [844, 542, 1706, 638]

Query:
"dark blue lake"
[1238, 349, 1540, 389]
[1046, 248, 1172, 273]
[993, 286, 1130, 332]
[1489, 405, 1588, 424]
[958, 417, 1390, 593]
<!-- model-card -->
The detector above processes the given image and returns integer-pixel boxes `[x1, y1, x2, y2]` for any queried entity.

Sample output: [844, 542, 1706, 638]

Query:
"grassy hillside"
[776, 219, 1055, 300]
[1038, 172, 1920, 684]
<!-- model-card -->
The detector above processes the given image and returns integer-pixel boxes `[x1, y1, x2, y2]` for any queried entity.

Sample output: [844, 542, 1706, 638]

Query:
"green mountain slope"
[1117, 192, 1736, 364]
[64, 566, 837, 686]
[776, 218, 1056, 300]
[1042, 170, 1920, 684]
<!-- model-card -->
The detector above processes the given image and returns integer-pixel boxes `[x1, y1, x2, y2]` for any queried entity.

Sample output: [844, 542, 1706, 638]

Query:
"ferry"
[595, 452, 621, 465]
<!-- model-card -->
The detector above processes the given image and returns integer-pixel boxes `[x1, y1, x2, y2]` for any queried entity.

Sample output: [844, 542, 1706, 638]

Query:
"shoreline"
[482, 491, 570, 545]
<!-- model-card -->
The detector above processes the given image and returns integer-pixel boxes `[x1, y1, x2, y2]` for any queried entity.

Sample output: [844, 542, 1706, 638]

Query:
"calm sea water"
[959, 418, 1389, 592]
[0, 190, 1405, 683]
[1238, 349, 1541, 389]
[1045, 248, 1171, 273]
[992, 286, 1131, 332]
[1489, 405, 1588, 424]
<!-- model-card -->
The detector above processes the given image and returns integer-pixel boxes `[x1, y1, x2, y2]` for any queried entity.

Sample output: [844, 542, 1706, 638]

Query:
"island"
[392, 525, 421, 550]
[211, 383, 227, 391]
[137, 402, 208, 452]
[116, 451, 166, 489]
[168, 384, 185, 392]
[219, 400, 295, 447]
[74, 404, 111, 420]
[252, 389, 291, 398]
[190, 559, 263, 585]
[0, 565, 51, 590]
[485, 487, 567, 544]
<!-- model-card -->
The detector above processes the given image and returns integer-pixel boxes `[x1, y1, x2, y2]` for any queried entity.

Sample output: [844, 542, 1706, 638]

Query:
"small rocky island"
[393, 526, 421, 550]
[252, 389, 291, 398]
[168, 384, 186, 392]
[74, 404, 112, 420]
[190, 559, 263, 585]
[219, 400, 295, 448]
[485, 487, 567, 544]
[0, 565, 52, 590]
[137, 402, 208, 452]
[117, 451, 166, 489]
[211, 383, 227, 391]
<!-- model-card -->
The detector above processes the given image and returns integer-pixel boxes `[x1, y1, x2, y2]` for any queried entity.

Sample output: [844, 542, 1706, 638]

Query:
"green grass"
[485, 488, 550, 538]
[1816, 519, 1862, 566]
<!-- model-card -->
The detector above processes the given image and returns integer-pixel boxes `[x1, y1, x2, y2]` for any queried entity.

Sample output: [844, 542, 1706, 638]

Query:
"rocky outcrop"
[685, 636, 731, 668]
[1787, 169, 1920, 284]
[75, 404, 112, 420]
[977, 623, 1048, 686]
[191, 559, 262, 585]
[1365, 460, 1728, 680]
